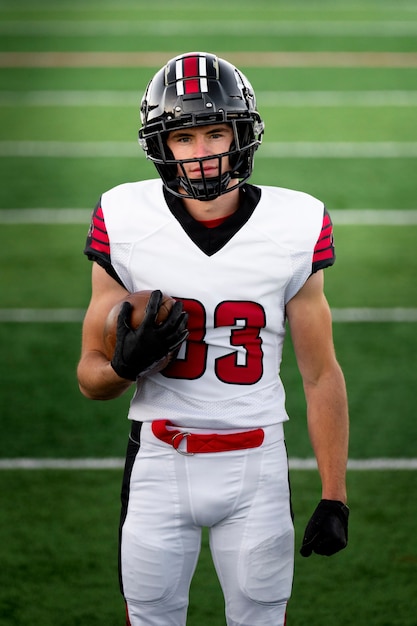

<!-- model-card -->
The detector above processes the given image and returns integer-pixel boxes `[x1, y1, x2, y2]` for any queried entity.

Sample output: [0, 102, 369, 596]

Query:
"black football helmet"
[138, 52, 264, 201]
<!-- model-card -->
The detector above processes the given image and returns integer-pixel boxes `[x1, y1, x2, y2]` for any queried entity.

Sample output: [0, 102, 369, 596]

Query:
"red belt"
[151, 419, 264, 455]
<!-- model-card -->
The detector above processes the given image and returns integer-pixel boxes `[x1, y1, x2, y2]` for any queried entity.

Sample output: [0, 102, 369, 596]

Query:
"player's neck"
[181, 187, 240, 222]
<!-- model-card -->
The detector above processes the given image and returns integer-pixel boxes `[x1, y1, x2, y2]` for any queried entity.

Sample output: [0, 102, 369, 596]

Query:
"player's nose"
[193, 135, 211, 158]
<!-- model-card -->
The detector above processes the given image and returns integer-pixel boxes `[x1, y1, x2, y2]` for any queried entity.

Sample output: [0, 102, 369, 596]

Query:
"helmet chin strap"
[178, 171, 233, 201]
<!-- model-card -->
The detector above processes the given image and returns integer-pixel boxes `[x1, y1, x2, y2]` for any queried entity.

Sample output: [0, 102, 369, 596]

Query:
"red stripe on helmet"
[183, 56, 200, 94]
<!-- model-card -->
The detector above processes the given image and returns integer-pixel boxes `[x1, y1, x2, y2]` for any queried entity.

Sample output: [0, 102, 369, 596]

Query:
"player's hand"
[300, 499, 349, 557]
[111, 290, 189, 380]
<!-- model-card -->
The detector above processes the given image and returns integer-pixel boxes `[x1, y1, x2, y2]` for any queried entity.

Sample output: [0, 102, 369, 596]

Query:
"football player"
[77, 52, 349, 626]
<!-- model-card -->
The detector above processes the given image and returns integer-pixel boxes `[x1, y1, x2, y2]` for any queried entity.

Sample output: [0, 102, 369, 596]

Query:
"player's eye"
[209, 127, 233, 140]
[169, 133, 191, 144]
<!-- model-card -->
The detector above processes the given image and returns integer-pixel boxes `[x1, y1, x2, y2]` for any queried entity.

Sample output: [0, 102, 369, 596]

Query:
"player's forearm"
[304, 365, 349, 503]
[77, 350, 133, 400]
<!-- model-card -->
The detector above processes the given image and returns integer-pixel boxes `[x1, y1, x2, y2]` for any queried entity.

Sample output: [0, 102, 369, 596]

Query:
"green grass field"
[1, 0, 417, 624]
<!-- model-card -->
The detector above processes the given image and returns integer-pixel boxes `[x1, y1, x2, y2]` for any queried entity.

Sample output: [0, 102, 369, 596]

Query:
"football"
[103, 290, 176, 361]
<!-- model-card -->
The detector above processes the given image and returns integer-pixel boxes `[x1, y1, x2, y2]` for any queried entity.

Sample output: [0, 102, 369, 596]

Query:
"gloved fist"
[300, 499, 349, 557]
[111, 290, 189, 380]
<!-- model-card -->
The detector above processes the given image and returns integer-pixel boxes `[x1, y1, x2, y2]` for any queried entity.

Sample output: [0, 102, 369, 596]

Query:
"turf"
[1, 224, 416, 307]
[1, 0, 417, 624]
[0, 320, 416, 460]
[1, 67, 416, 92]
[0, 470, 416, 626]
[1, 157, 416, 210]
[4, 105, 417, 141]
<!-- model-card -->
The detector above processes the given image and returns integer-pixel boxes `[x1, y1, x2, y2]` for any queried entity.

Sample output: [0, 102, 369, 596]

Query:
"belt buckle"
[171, 431, 194, 456]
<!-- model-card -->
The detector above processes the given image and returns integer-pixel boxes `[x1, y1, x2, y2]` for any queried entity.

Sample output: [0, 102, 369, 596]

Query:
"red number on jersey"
[163, 298, 207, 380]
[214, 301, 265, 385]
[163, 299, 266, 385]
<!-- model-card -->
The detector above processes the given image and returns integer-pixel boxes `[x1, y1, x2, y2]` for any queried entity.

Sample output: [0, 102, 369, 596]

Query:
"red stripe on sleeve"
[89, 205, 110, 255]
[312, 208, 335, 269]
[314, 248, 334, 262]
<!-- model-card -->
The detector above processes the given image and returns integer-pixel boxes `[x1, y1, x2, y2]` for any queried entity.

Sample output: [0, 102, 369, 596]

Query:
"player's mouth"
[190, 166, 219, 177]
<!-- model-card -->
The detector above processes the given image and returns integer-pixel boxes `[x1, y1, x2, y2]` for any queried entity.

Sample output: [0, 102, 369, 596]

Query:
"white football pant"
[121, 422, 294, 626]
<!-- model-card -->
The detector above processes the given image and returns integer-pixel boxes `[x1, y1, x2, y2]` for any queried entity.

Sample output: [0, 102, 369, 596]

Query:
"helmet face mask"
[138, 52, 264, 201]
[169, 155, 233, 202]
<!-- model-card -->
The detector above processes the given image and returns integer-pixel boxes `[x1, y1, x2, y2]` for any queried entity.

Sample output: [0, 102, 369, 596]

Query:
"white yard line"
[1, 51, 417, 68]
[331, 209, 417, 225]
[0, 308, 416, 323]
[1, 208, 417, 225]
[2, 140, 417, 158]
[258, 91, 417, 107]
[0, 309, 87, 322]
[0, 458, 126, 469]
[0, 208, 92, 223]
[1, 209, 417, 225]
[0, 457, 415, 470]
[260, 142, 417, 158]
[2, 20, 417, 37]
[291, 458, 417, 470]
[1, 90, 417, 107]
[331, 308, 417, 322]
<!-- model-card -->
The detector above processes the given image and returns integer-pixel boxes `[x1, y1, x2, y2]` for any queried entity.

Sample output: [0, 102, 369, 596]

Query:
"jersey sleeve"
[312, 207, 335, 273]
[83, 200, 125, 286]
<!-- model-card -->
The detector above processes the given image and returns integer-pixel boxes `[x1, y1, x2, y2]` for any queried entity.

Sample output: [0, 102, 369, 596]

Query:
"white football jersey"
[85, 179, 335, 429]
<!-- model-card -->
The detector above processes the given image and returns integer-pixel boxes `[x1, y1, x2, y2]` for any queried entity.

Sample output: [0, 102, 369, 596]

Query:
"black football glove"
[300, 499, 349, 557]
[111, 290, 189, 381]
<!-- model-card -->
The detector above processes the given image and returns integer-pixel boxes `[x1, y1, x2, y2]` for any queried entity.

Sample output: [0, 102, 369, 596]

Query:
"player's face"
[166, 124, 234, 179]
